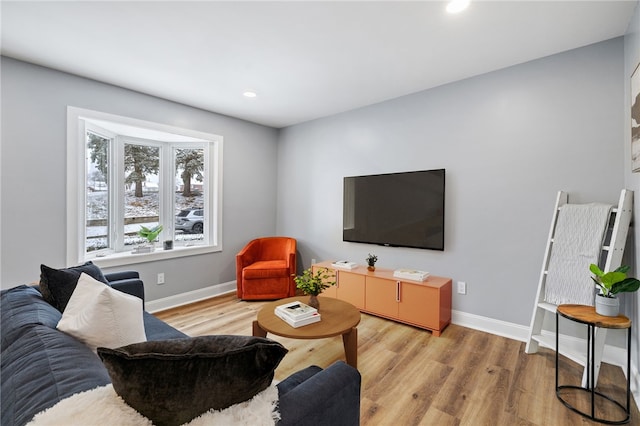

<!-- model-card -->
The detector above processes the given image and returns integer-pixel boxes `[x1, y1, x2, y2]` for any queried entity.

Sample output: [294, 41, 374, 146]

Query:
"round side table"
[555, 304, 631, 425]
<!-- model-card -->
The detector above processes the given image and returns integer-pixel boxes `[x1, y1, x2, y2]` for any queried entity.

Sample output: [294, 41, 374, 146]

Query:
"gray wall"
[623, 1, 640, 388]
[276, 37, 626, 327]
[0, 31, 634, 326]
[0, 57, 279, 300]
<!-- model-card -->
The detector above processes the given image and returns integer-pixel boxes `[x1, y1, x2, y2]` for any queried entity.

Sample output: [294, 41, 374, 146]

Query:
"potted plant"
[366, 253, 378, 271]
[292, 267, 336, 310]
[135, 225, 163, 253]
[590, 264, 640, 316]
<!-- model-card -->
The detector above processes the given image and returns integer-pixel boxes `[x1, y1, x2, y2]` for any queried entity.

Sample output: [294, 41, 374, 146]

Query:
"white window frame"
[67, 106, 223, 268]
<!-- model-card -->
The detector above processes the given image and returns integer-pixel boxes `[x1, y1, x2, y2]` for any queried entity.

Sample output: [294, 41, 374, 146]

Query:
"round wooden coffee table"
[252, 296, 361, 368]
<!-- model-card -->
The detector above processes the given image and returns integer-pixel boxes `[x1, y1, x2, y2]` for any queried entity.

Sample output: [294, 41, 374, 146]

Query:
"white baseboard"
[632, 363, 640, 408]
[146, 280, 236, 313]
[452, 309, 531, 341]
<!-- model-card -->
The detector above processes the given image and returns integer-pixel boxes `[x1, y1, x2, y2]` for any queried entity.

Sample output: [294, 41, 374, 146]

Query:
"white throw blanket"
[28, 383, 280, 426]
[544, 203, 612, 306]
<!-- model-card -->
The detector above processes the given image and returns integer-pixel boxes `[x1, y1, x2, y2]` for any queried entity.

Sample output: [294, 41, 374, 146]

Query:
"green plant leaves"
[138, 225, 163, 243]
[366, 253, 378, 266]
[589, 264, 604, 277]
[293, 267, 336, 296]
[589, 263, 640, 297]
[612, 278, 640, 294]
[600, 271, 627, 287]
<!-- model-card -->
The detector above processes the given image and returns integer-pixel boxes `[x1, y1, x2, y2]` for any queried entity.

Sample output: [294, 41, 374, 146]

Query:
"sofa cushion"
[1, 284, 187, 426]
[39, 261, 109, 312]
[243, 260, 289, 279]
[142, 311, 187, 340]
[57, 273, 147, 352]
[1, 325, 111, 426]
[0, 285, 61, 348]
[97, 335, 288, 426]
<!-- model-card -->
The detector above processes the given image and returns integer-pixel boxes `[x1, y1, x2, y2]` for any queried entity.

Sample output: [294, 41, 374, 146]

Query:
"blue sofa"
[1, 271, 361, 426]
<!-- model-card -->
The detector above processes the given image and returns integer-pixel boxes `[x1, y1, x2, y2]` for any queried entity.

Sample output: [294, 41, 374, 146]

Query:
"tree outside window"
[82, 121, 217, 255]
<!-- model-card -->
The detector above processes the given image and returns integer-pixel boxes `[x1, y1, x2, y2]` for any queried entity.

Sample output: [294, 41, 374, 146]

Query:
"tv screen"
[343, 169, 445, 250]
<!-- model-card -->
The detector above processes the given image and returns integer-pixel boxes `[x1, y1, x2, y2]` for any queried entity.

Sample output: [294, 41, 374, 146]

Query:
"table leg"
[253, 320, 267, 338]
[556, 312, 560, 396]
[342, 327, 358, 369]
[589, 323, 595, 419]
[626, 327, 631, 419]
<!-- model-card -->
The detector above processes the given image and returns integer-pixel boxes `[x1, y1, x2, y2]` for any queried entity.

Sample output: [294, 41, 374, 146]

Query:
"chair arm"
[277, 361, 361, 426]
[104, 270, 140, 282]
[236, 239, 260, 268]
[286, 239, 296, 269]
[287, 251, 296, 272]
[236, 240, 260, 298]
[287, 241, 297, 297]
[106, 271, 145, 308]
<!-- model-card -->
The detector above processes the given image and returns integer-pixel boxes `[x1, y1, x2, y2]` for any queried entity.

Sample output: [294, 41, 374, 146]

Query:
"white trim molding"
[66, 106, 224, 267]
[452, 309, 531, 341]
[146, 281, 236, 313]
[632, 363, 640, 409]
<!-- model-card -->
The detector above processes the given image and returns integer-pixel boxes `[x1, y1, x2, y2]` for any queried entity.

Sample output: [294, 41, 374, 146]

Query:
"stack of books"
[393, 268, 430, 281]
[331, 260, 357, 270]
[274, 301, 321, 328]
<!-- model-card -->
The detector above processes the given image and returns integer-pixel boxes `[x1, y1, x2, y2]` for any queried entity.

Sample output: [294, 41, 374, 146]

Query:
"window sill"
[89, 244, 221, 269]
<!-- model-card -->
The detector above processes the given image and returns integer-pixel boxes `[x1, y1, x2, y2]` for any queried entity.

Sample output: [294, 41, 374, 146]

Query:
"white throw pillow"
[57, 273, 147, 352]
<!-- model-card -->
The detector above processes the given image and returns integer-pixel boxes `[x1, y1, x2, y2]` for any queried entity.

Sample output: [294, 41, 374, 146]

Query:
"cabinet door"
[312, 266, 337, 299]
[365, 277, 398, 318]
[336, 271, 365, 309]
[398, 282, 439, 329]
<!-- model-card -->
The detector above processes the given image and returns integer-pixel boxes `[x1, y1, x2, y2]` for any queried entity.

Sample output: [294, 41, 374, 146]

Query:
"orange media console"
[312, 261, 452, 336]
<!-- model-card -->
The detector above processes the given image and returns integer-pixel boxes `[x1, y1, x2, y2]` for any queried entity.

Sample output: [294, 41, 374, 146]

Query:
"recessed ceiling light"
[446, 0, 470, 14]
[243, 91, 257, 98]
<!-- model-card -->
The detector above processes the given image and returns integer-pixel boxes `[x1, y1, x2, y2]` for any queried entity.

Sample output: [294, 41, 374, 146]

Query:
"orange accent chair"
[236, 237, 297, 300]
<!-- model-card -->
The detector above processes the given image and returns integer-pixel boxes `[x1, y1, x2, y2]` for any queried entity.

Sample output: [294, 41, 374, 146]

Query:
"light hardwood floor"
[155, 294, 639, 425]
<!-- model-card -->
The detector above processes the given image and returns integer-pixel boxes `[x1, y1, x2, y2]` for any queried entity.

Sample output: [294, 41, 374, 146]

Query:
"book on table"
[393, 268, 430, 281]
[274, 309, 321, 328]
[275, 301, 321, 327]
[275, 301, 317, 318]
[331, 260, 357, 270]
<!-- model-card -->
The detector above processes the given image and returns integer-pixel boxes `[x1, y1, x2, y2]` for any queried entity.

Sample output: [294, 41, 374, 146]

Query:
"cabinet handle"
[336, 270, 339, 288]
[396, 281, 400, 302]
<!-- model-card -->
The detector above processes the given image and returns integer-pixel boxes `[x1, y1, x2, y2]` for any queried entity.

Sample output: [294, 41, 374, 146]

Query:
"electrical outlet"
[157, 273, 165, 285]
[311, 258, 317, 265]
[457, 281, 466, 295]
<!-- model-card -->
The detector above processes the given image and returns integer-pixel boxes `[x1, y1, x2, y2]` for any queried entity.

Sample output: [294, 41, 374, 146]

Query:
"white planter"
[132, 244, 154, 254]
[595, 294, 619, 317]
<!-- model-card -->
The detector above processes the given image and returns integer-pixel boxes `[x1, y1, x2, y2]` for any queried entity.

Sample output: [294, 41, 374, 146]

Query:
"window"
[67, 107, 223, 267]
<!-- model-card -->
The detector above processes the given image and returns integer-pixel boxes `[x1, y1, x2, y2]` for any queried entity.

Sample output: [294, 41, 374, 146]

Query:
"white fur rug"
[28, 383, 280, 426]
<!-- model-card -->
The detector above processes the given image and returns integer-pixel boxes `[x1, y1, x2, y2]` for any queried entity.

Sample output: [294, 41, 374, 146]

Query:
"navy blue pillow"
[39, 262, 109, 312]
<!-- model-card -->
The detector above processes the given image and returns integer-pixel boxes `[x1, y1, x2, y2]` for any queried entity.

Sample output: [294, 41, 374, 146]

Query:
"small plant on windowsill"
[590, 263, 640, 316]
[366, 253, 378, 271]
[134, 225, 163, 254]
[292, 267, 336, 310]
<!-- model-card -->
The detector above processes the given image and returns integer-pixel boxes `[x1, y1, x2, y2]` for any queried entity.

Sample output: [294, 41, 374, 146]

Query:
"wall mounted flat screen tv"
[343, 169, 445, 250]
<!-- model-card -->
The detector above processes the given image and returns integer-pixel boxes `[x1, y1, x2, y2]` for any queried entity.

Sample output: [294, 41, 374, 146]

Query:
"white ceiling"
[1, 1, 637, 128]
